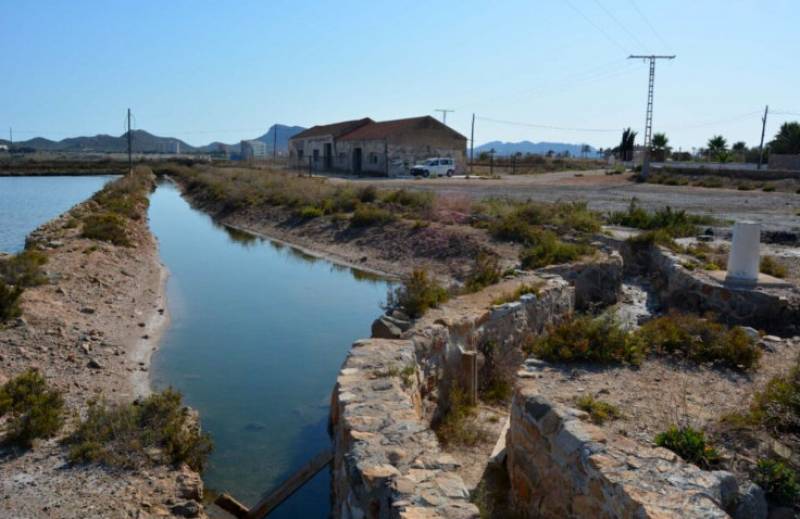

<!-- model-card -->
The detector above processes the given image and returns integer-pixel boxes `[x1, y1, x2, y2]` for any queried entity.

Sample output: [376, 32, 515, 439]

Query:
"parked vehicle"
[410, 158, 456, 177]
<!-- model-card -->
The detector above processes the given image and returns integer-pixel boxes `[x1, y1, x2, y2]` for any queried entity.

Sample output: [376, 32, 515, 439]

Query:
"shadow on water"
[147, 182, 389, 516]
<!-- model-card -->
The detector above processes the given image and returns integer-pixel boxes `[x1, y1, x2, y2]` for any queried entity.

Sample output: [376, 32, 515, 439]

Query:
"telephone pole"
[434, 109, 454, 125]
[126, 108, 133, 172]
[628, 55, 675, 178]
[273, 125, 278, 162]
[469, 113, 475, 177]
[757, 105, 769, 170]
[8, 127, 12, 145]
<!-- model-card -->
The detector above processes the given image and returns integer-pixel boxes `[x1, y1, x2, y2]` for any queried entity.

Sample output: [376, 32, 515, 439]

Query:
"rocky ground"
[0, 180, 206, 518]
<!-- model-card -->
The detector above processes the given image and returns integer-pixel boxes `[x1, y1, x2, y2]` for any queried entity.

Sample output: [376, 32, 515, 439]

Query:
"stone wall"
[507, 378, 747, 518]
[330, 275, 574, 518]
[648, 246, 800, 334]
[537, 251, 623, 311]
[768, 153, 800, 172]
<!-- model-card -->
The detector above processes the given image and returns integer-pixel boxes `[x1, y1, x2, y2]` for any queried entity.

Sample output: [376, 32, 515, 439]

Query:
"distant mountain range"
[0, 124, 306, 155]
[474, 140, 600, 157]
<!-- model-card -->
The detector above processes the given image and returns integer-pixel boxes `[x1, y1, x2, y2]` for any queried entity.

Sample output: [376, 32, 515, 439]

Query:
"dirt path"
[0, 174, 204, 519]
[339, 170, 800, 234]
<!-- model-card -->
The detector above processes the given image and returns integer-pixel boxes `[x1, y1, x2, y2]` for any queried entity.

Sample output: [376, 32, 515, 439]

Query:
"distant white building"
[0, 144, 8, 152]
[241, 139, 268, 160]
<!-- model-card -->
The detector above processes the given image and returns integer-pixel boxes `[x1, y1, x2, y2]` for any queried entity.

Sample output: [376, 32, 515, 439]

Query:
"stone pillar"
[726, 222, 760, 283]
[459, 348, 478, 406]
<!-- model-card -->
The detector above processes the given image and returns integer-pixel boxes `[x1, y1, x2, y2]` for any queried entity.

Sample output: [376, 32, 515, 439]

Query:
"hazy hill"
[474, 140, 599, 157]
[254, 124, 305, 151]
[8, 130, 197, 153]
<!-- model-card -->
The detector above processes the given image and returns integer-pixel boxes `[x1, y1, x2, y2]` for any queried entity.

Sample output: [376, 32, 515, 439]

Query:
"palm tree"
[769, 122, 800, 154]
[618, 128, 637, 161]
[707, 135, 728, 161]
[732, 141, 747, 152]
[651, 133, 669, 161]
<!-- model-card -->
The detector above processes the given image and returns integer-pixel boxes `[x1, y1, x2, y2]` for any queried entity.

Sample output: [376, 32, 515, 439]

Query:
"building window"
[313, 149, 320, 162]
[369, 153, 379, 164]
[297, 149, 304, 161]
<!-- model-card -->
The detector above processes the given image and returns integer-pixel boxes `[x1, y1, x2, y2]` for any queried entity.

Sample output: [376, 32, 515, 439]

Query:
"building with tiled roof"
[289, 116, 466, 176]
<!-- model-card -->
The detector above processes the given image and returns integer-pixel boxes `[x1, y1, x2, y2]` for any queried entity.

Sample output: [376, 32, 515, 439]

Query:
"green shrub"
[627, 229, 681, 251]
[519, 231, 592, 269]
[491, 282, 542, 306]
[747, 358, 799, 433]
[66, 389, 212, 471]
[385, 269, 448, 318]
[0, 369, 64, 447]
[654, 425, 720, 468]
[297, 205, 323, 219]
[760, 256, 787, 278]
[575, 395, 621, 425]
[356, 185, 378, 203]
[0, 281, 24, 322]
[350, 204, 395, 227]
[754, 459, 800, 505]
[435, 385, 486, 446]
[382, 189, 434, 212]
[737, 183, 754, 191]
[465, 252, 502, 292]
[634, 313, 760, 370]
[530, 315, 643, 364]
[81, 212, 130, 246]
[763, 185, 776, 192]
[487, 201, 601, 244]
[608, 201, 714, 237]
[0, 250, 48, 287]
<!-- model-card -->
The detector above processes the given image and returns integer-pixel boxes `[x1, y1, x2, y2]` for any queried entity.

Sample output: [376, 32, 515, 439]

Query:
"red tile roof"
[290, 118, 373, 140]
[338, 116, 467, 141]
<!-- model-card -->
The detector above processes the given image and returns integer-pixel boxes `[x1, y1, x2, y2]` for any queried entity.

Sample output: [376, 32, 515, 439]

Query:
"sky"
[1, 0, 798, 150]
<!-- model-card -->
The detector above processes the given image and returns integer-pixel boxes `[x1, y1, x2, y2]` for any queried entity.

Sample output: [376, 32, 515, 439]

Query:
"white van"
[410, 158, 456, 178]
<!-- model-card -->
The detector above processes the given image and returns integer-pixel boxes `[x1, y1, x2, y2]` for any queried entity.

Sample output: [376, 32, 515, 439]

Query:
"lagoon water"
[148, 182, 389, 516]
[0, 175, 114, 253]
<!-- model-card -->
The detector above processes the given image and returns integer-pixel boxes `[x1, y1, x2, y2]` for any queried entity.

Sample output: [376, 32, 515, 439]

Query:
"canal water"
[148, 182, 389, 516]
[0, 175, 115, 253]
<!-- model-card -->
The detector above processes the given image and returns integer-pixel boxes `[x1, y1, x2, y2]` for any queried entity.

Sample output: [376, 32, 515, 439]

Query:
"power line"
[475, 115, 620, 133]
[591, 0, 647, 49]
[627, 0, 670, 50]
[563, 0, 630, 54]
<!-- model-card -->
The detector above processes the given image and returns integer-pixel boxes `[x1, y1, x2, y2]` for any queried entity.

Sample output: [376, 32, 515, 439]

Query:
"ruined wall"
[649, 246, 800, 334]
[330, 276, 574, 518]
[507, 379, 742, 518]
[537, 251, 624, 311]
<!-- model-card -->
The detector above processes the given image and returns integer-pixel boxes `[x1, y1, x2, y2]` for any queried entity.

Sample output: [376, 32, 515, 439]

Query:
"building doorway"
[324, 143, 332, 170]
[353, 148, 362, 175]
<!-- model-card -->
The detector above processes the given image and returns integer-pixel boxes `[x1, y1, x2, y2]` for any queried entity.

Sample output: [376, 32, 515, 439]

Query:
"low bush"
[65, 388, 212, 471]
[385, 269, 448, 318]
[435, 385, 486, 446]
[754, 459, 800, 506]
[530, 315, 643, 364]
[350, 204, 395, 227]
[0, 369, 64, 447]
[0, 250, 48, 287]
[519, 231, 592, 269]
[381, 188, 434, 213]
[654, 425, 720, 468]
[81, 212, 130, 246]
[486, 200, 601, 244]
[608, 201, 714, 237]
[626, 229, 681, 251]
[297, 205, 324, 219]
[491, 282, 542, 306]
[465, 252, 502, 292]
[746, 358, 799, 433]
[356, 185, 378, 203]
[0, 281, 24, 322]
[760, 256, 788, 279]
[575, 395, 621, 425]
[634, 313, 760, 370]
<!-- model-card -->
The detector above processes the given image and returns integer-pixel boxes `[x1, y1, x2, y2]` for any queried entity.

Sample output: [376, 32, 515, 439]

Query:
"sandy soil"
[0, 187, 204, 518]
[338, 169, 800, 235]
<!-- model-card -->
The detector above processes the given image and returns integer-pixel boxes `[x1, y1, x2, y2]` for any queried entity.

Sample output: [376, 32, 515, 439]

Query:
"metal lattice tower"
[628, 55, 675, 177]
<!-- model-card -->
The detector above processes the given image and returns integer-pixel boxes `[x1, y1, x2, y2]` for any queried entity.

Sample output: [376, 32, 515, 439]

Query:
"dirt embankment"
[169, 175, 520, 285]
[0, 169, 205, 519]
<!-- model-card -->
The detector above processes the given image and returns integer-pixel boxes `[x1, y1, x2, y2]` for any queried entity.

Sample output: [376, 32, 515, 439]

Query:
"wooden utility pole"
[127, 108, 133, 172]
[469, 113, 475, 178]
[757, 105, 769, 170]
[273, 125, 278, 162]
[628, 55, 675, 178]
[434, 109, 454, 125]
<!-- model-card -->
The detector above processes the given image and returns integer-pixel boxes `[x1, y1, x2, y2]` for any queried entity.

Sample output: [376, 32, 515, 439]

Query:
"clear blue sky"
[2, 0, 798, 150]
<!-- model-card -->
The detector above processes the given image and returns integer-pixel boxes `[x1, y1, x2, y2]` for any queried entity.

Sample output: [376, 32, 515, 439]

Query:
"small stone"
[80, 307, 96, 314]
[170, 501, 200, 518]
[87, 359, 103, 369]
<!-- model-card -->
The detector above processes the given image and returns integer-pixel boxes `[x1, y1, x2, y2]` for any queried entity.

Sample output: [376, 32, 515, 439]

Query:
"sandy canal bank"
[0, 170, 205, 519]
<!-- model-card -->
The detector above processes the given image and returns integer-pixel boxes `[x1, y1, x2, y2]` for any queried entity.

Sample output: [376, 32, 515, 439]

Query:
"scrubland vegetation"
[384, 269, 449, 318]
[530, 312, 760, 370]
[0, 369, 64, 447]
[608, 200, 715, 238]
[0, 250, 48, 324]
[654, 425, 720, 468]
[66, 389, 212, 471]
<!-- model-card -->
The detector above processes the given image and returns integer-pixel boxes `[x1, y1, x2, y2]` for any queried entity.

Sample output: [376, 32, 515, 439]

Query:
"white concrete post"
[726, 221, 760, 283]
